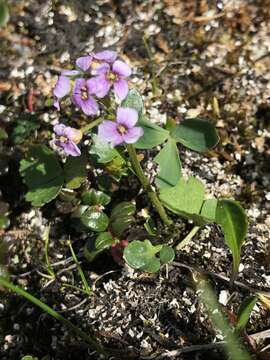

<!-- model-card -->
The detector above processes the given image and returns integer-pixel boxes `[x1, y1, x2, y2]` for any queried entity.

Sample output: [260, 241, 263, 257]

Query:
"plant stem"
[67, 239, 91, 296]
[127, 144, 171, 225]
[81, 118, 103, 134]
[0, 276, 108, 357]
[43, 225, 55, 278]
[143, 34, 158, 96]
[175, 226, 200, 250]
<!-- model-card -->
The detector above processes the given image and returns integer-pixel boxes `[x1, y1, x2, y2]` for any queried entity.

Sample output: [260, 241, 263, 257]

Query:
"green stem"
[127, 144, 171, 226]
[143, 35, 158, 95]
[61, 283, 90, 296]
[81, 118, 103, 134]
[43, 226, 55, 278]
[67, 239, 91, 296]
[175, 226, 200, 250]
[0, 276, 108, 357]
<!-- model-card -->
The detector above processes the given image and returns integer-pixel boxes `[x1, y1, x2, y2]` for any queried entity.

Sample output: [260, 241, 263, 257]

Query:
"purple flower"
[72, 78, 99, 116]
[89, 60, 131, 100]
[98, 107, 143, 147]
[53, 70, 79, 110]
[54, 124, 82, 157]
[76, 50, 117, 73]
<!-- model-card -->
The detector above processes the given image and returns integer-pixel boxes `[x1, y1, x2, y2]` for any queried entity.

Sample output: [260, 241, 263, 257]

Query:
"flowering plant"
[20, 50, 247, 280]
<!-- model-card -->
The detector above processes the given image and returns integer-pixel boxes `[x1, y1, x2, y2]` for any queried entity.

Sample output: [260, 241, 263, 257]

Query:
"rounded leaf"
[171, 118, 219, 152]
[81, 207, 109, 232]
[81, 189, 111, 206]
[160, 245, 175, 264]
[123, 240, 162, 272]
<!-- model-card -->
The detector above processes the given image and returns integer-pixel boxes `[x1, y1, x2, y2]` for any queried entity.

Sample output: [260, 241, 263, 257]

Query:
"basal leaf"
[11, 113, 40, 144]
[160, 177, 205, 217]
[215, 199, 248, 275]
[110, 201, 136, 237]
[123, 240, 162, 272]
[19, 145, 64, 207]
[134, 116, 169, 149]
[154, 138, 181, 188]
[110, 201, 136, 220]
[236, 296, 257, 333]
[64, 154, 87, 189]
[81, 189, 111, 206]
[171, 118, 219, 152]
[160, 245, 175, 264]
[80, 206, 109, 232]
[84, 232, 113, 262]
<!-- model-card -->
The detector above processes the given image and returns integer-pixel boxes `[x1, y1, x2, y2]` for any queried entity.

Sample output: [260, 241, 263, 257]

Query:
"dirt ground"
[0, 0, 270, 359]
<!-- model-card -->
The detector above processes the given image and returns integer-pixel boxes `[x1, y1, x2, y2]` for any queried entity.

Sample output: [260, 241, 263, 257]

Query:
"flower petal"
[98, 121, 123, 146]
[63, 127, 82, 143]
[53, 75, 70, 99]
[62, 70, 80, 77]
[113, 79, 129, 100]
[81, 96, 99, 116]
[63, 141, 81, 156]
[94, 50, 117, 63]
[72, 78, 86, 108]
[76, 56, 93, 71]
[112, 60, 131, 77]
[116, 107, 138, 128]
[123, 126, 144, 144]
[91, 74, 111, 98]
[54, 123, 66, 136]
[53, 99, 60, 110]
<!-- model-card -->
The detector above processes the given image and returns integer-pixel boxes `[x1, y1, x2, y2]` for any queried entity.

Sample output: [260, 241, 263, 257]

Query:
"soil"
[0, 1, 270, 359]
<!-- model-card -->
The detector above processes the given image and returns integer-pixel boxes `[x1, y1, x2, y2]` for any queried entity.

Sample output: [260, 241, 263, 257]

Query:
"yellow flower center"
[117, 125, 127, 135]
[59, 136, 68, 143]
[81, 86, 89, 100]
[91, 59, 102, 69]
[107, 71, 118, 82]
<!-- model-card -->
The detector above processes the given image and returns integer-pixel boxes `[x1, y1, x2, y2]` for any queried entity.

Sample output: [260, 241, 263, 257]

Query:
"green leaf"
[154, 138, 181, 188]
[215, 199, 248, 274]
[0, 128, 8, 140]
[160, 177, 205, 217]
[19, 145, 64, 207]
[110, 201, 136, 220]
[160, 245, 175, 264]
[84, 232, 113, 262]
[171, 118, 219, 152]
[123, 240, 162, 272]
[90, 134, 119, 163]
[110, 201, 136, 237]
[81, 189, 111, 206]
[144, 217, 157, 235]
[80, 206, 109, 232]
[200, 198, 218, 222]
[199, 281, 252, 360]
[0, 215, 9, 229]
[236, 296, 257, 333]
[12, 113, 40, 144]
[134, 116, 169, 149]
[104, 154, 127, 181]
[121, 89, 144, 117]
[0, 1, 9, 27]
[64, 155, 87, 189]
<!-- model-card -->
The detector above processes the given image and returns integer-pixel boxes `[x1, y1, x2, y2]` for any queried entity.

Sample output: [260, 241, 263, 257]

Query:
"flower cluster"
[53, 50, 131, 115]
[52, 50, 143, 157]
